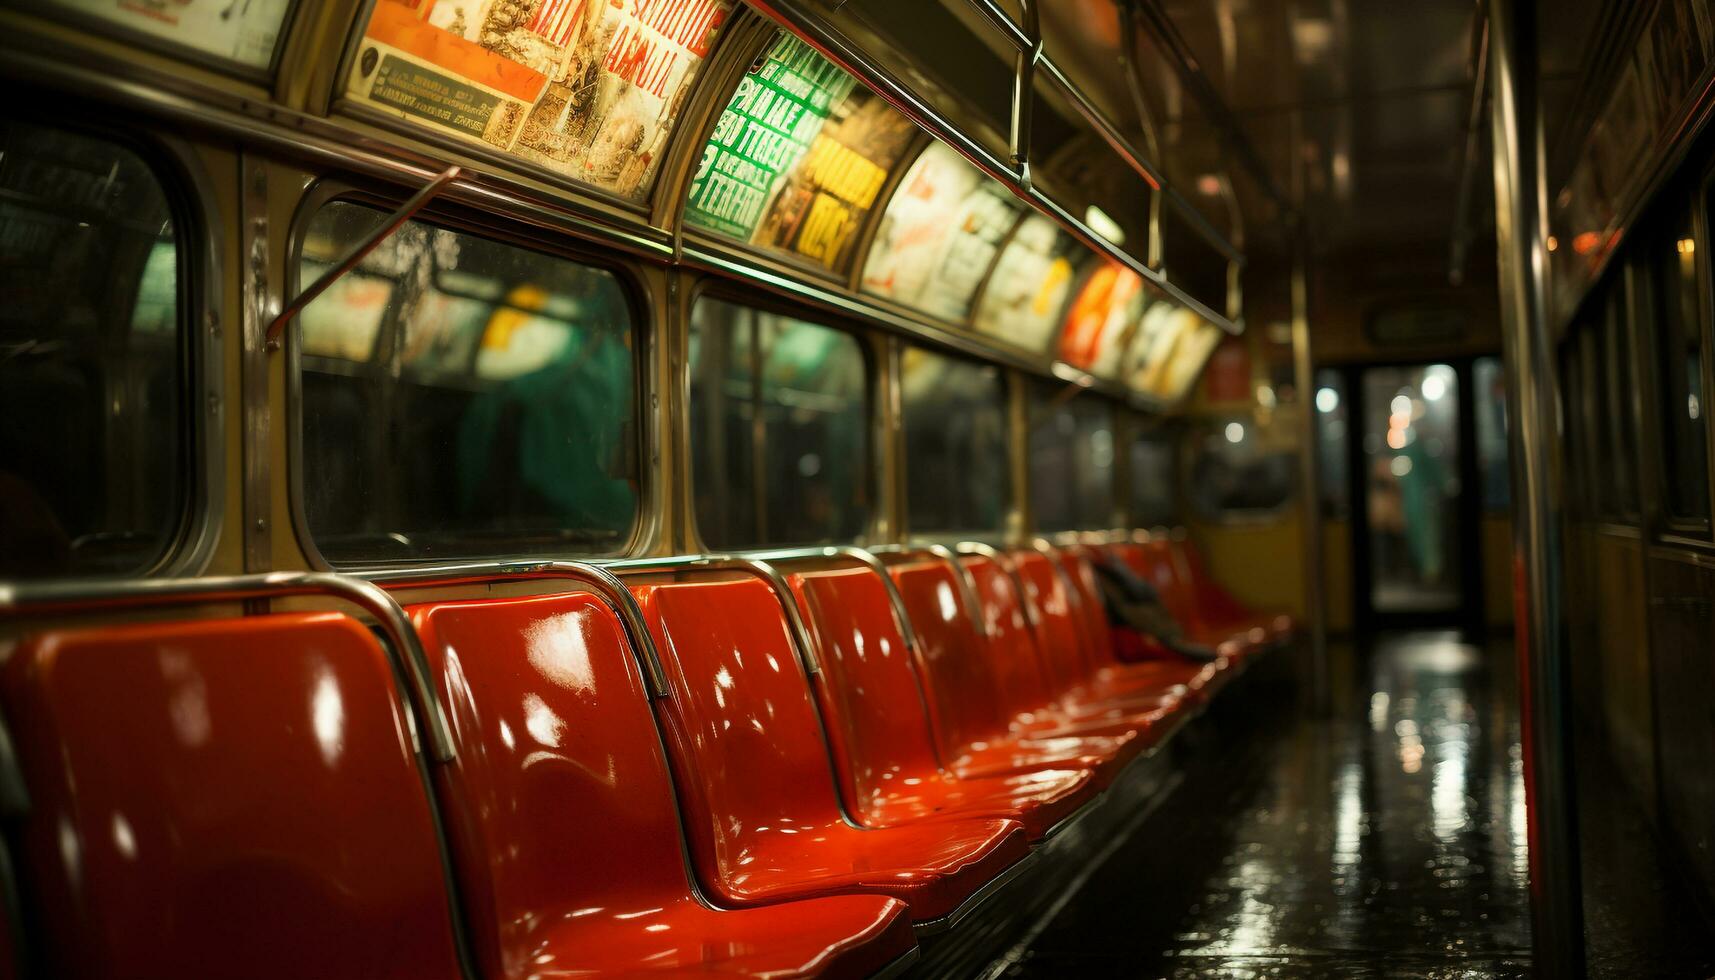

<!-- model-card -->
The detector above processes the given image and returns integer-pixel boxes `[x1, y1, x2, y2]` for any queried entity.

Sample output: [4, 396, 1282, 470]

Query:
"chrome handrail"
[361, 560, 672, 700]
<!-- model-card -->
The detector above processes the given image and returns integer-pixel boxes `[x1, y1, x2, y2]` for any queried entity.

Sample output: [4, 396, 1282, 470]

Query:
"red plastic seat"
[409, 591, 919, 978]
[1, 613, 466, 979]
[1009, 547, 1211, 707]
[629, 575, 1030, 925]
[886, 558, 1142, 787]
[785, 563, 1098, 840]
[1114, 539, 1260, 661]
[959, 553, 1185, 737]
[1169, 536, 1297, 645]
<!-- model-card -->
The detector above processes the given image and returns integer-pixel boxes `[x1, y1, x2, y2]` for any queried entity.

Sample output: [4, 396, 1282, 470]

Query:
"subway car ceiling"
[0, 0, 1245, 414]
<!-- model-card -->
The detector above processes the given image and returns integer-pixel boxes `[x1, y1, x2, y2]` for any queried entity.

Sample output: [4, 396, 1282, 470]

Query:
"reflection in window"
[690, 300, 869, 548]
[345, 0, 731, 201]
[1602, 288, 1639, 516]
[971, 214, 1083, 350]
[861, 141, 1025, 321]
[298, 202, 637, 565]
[0, 121, 186, 578]
[1029, 387, 1115, 532]
[901, 349, 1010, 534]
[1315, 370, 1350, 517]
[686, 34, 917, 272]
[1474, 357, 1511, 513]
[1188, 417, 1297, 519]
[1655, 211, 1708, 522]
[1058, 262, 1144, 376]
[1129, 427, 1177, 529]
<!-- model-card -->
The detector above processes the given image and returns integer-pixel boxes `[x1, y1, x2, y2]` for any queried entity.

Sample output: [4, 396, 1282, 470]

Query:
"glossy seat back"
[408, 592, 691, 978]
[787, 566, 945, 817]
[2, 613, 465, 980]
[1009, 549, 1096, 694]
[1115, 540, 1204, 630]
[958, 554, 1059, 714]
[629, 576, 847, 902]
[1058, 544, 1117, 667]
[1169, 536, 1254, 624]
[887, 559, 1013, 751]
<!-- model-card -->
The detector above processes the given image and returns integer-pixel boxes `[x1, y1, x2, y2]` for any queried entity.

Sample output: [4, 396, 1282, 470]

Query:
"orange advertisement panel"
[345, 0, 731, 201]
[1057, 262, 1144, 377]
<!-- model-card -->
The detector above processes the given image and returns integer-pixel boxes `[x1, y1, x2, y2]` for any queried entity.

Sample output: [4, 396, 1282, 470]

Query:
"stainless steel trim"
[239, 155, 274, 574]
[264, 164, 461, 349]
[1488, 0, 1586, 973]
[360, 561, 672, 699]
[910, 848, 1036, 935]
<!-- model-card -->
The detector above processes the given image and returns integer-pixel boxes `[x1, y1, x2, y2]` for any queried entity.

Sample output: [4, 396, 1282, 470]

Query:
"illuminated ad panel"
[1131, 306, 1222, 402]
[861, 142, 1026, 321]
[1057, 261, 1144, 377]
[685, 35, 917, 271]
[344, 0, 731, 201]
[971, 214, 1083, 351]
[45, 0, 291, 67]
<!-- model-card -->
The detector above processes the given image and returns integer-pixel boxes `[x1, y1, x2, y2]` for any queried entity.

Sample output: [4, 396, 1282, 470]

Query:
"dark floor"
[997, 632, 1715, 979]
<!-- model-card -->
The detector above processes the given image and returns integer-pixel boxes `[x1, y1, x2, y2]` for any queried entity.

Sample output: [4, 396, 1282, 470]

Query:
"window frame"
[285, 176, 654, 571]
[684, 278, 880, 551]
[0, 114, 222, 580]
[1643, 180, 1715, 543]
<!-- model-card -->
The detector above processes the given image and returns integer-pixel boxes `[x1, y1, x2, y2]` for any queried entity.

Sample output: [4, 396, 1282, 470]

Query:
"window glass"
[297, 201, 637, 565]
[1473, 357, 1511, 513]
[685, 34, 918, 273]
[690, 299, 869, 547]
[1057, 262, 1144, 377]
[0, 121, 187, 579]
[1655, 211, 1709, 522]
[861, 141, 1026, 321]
[1188, 416, 1297, 519]
[45, 0, 290, 69]
[1602, 287, 1640, 516]
[971, 214, 1084, 350]
[901, 349, 1010, 534]
[1314, 369, 1350, 517]
[1128, 426, 1177, 529]
[344, 0, 732, 201]
[1029, 387, 1115, 532]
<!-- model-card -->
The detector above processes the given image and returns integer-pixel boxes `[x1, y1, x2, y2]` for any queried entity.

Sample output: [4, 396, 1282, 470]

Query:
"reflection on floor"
[1004, 632, 1533, 978]
[999, 630, 1715, 978]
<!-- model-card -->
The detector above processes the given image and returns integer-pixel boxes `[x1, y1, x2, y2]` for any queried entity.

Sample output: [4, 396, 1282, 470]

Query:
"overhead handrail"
[264, 164, 462, 351]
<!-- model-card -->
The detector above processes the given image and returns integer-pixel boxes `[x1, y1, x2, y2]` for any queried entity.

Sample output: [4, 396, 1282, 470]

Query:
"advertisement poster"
[682, 36, 855, 240]
[49, 0, 291, 67]
[1057, 262, 1143, 377]
[861, 141, 1023, 321]
[345, 0, 731, 201]
[971, 213, 1081, 351]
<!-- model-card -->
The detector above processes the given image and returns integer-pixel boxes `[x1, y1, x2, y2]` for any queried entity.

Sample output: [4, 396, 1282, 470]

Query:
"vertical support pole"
[1487, 0, 1585, 974]
[1290, 225, 1329, 715]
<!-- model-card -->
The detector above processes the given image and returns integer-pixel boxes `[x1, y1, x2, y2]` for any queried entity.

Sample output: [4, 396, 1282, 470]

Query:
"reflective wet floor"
[999, 632, 1715, 979]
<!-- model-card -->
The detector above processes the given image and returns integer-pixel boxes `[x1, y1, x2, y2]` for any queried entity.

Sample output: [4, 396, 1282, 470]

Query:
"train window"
[1314, 369, 1351, 518]
[690, 298, 870, 548]
[1188, 416, 1297, 519]
[1128, 426, 1177, 529]
[1029, 387, 1116, 532]
[861, 141, 1026, 321]
[684, 34, 918, 274]
[1473, 357, 1511, 513]
[901, 348, 1010, 534]
[342, 0, 732, 202]
[1575, 320, 1609, 516]
[1653, 210, 1709, 523]
[296, 201, 638, 566]
[971, 213, 1084, 351]
[1058, 262, 1145, 377]
[0, 121, 188, 579]
[41, 0, 291, 71]
[1601, 287, 1639, 518]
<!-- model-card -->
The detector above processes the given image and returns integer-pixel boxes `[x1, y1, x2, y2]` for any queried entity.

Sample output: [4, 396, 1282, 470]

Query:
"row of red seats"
[0, 536, 1289, 978]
